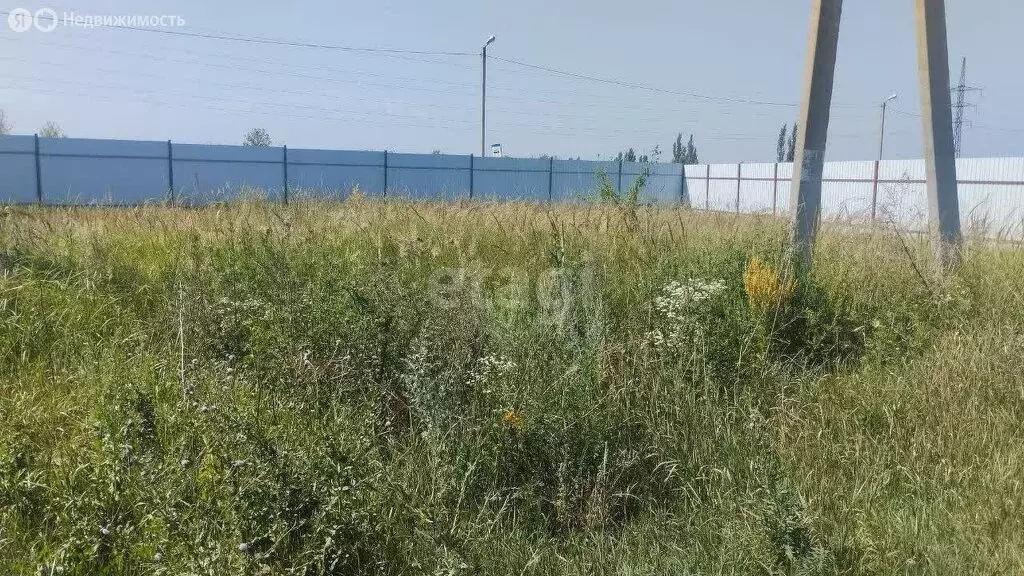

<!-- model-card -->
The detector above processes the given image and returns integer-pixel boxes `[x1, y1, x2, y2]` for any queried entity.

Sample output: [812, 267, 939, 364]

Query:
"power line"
[9, 55, 756, 128]
[0, 10, 476, 57]
[3, 35, 884, 132]
[490, 55, 800, 108]
[970, 123, 1024, 136]
[0, 56, 483, 119]
[0, 37, 480, 95]
[0, 52, 785, 130]
[5, 12, 889, 122]
[5, 76, 885, 145]
[891, 108, 921, 118]
[6, 79, 894, 163]
[0, 73, 475, 126]
[0, 13, 906, 156]
[1, 9, 831, 112]
[0, 83, 475, 135]
[0, 35, 758, 117]
[2, 34, 784, 116]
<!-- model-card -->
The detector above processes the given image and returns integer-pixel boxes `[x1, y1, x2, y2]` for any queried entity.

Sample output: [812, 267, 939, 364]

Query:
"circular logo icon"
[34, 8, 58, 32]
[7, 7, 33, 32]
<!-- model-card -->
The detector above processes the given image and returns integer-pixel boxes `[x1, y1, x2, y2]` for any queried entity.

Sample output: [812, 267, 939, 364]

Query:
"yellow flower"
[502, 409, 525, 431]
[744, 258, 795, 311]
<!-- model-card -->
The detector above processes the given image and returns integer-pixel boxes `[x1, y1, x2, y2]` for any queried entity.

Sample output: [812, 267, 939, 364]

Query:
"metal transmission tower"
[952, 57, 980, 158]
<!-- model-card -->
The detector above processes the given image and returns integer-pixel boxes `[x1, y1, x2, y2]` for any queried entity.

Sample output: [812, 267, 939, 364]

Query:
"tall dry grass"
[0, 199, 1022, 574]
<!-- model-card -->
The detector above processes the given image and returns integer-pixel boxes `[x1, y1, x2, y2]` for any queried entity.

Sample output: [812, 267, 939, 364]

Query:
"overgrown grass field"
[1, 200, 1022, 574]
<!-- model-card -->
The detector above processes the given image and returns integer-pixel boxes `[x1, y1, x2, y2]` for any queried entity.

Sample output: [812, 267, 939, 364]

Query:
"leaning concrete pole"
[915, 0, 962, 269]
[789, 0, 843, 270]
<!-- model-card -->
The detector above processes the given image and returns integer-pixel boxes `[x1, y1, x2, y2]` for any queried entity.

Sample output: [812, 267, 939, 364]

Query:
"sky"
[0, 0, 1021, 163]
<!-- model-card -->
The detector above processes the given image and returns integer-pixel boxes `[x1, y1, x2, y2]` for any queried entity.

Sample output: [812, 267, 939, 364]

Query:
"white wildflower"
[654, 279, 726, 318]
[469, 354, 517, 391]
[648, 278, 726, 350]
[476, 354, 517, 376]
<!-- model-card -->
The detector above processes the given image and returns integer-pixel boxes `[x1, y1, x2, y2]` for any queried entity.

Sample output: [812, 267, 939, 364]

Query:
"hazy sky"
[1, 0, 1021, 162]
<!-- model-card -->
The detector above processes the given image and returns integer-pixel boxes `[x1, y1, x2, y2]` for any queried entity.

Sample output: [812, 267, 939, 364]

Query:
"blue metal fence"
[2, 134, 1023, 238]
[0, 135, 686, 207]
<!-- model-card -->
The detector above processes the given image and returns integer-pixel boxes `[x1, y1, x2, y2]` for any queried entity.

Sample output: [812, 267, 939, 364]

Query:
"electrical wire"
[0, 10, 476, 57]
[0, 13, 921, 156]
[489, 55, 800, 108]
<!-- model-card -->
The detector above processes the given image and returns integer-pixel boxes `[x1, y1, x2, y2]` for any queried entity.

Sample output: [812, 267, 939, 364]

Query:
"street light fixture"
[878, 92, 898, 160]
[481, 35, 496, 157]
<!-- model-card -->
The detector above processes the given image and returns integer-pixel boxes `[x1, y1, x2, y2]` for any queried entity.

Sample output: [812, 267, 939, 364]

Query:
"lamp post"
[871, 92, 898, 222]
[481, 35, 495, 157]
[878, 92, 898, 160]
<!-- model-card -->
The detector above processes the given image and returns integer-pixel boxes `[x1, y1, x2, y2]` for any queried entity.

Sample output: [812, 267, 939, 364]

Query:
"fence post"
[735, 163, 742, 213]
[167, 139, 175, 205]
[617, 159, 623, 193]
[282, 145, 289, 205]
[34, 133, 43, 204]
[680, 164, 686, 206]
[469, 153, 475, 200]
[705, 164, 711, 210]
[548, 156, 554, 203]
[772, 162, 779, 215]
[382, 150, 388, 199]
[871, 159, 880, 221]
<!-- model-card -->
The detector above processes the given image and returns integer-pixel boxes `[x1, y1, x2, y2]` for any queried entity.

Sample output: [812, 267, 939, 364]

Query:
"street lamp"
[481, 35, 495, 157]
[872, 92, 899, 222]
[878, 92, 898, 160]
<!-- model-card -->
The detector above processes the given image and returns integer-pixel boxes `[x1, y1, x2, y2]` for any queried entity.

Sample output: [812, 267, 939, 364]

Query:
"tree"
[776, 124, 788, 163]
[684, 135, 698, 165]
[672, 133, 685, 164]
[0, 109, 10, 135]
[786, 123, 798, 162]
[243, 128, 272, 147]
[673, 134, 698, 164]
[39, 121, 66, 138]
[614, 148, 640, 162]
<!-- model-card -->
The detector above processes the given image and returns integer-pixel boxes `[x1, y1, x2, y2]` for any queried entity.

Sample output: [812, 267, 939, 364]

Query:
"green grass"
[1, 200, 1022, 574]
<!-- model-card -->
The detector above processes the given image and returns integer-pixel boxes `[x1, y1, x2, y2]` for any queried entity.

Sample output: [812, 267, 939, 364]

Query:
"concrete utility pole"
[789, 0, 843, 270]
[481, 35, 495, 157]
[915, 0, 962, 268]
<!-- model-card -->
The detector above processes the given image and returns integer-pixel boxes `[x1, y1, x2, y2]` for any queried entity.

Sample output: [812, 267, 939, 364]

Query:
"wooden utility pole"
[915, 0, 962, 269]
[789, 0, 843, 270]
